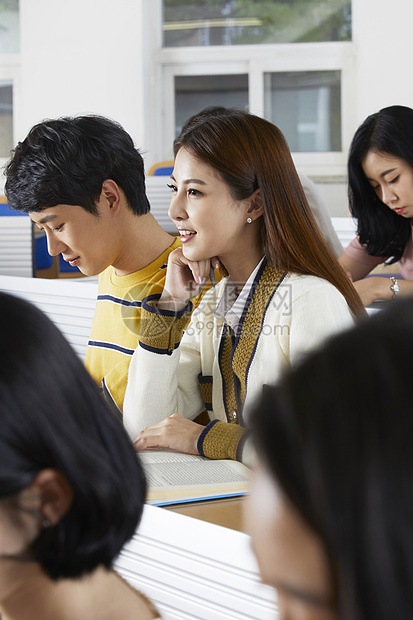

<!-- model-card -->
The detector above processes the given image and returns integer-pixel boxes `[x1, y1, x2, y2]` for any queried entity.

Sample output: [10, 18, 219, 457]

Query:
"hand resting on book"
[132, 413, 203, 455]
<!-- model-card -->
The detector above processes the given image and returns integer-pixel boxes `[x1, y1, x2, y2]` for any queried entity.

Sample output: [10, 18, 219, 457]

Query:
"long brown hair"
[174, 107, 364, 317]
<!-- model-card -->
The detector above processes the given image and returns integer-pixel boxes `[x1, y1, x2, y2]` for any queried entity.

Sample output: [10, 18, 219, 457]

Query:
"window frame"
[146, 1, 355, 178]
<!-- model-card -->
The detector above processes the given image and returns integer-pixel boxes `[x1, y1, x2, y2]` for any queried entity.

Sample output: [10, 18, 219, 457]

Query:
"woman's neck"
[223, 252, 264, 294]
[1, 565, 155, 620]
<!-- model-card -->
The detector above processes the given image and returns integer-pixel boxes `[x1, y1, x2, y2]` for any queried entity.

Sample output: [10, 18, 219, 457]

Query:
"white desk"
[0, 274, 98, 359]
[115, 502, 278, 620]
[0, 212, 33, 277]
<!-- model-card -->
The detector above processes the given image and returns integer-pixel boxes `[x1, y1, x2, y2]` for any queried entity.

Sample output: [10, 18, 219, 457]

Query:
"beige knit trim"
[232, 264, 285, 404]
[201, 420, 246, 460]
[139, 301, 190, 353]
[219, 264, 285, 418]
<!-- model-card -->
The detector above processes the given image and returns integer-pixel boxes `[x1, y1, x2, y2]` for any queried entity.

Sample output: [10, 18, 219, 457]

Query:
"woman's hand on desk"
[132, 413, 203, 455]
[351, 276, 413, 306]
[351, 277, 387, 307]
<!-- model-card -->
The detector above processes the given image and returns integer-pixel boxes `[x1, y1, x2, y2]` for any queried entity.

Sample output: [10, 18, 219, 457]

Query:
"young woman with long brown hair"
[123, 107, 364, 463]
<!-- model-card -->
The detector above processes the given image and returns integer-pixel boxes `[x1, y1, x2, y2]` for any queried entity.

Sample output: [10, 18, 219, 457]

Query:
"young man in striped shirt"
[5, 115, 180, 413]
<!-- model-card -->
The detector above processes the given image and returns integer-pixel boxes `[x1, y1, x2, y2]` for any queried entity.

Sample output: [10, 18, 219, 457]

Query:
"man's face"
[29, 197, 116, 276]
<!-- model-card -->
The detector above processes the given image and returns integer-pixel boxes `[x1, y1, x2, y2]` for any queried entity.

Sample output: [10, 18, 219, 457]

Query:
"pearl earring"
[246, 217, 252, 224]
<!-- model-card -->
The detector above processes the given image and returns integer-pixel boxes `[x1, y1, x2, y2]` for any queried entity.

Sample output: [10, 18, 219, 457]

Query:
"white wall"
[352, 0, 413, 131]
[17, 0, 146, 146]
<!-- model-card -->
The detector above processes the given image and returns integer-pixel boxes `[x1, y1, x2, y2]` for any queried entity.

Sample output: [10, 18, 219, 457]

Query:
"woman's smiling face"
[168, 148, 254, 264]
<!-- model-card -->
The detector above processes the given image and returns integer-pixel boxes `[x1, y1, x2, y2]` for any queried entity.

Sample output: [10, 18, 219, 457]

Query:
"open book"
[139, 451, 251, 506]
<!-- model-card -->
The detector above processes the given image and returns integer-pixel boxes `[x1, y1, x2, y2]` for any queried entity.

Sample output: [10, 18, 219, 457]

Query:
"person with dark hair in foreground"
[4, 115, 179, 413]
[248, 297, 413, 620]
[124, 107, 364, 463]
[0, 292, 160, 620]
[340, 105, 413, 306]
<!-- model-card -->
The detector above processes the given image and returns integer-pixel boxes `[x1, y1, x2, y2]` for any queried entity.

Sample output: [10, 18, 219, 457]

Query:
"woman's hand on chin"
[132, 413, 204, 455]
[157, 248, 219, 311]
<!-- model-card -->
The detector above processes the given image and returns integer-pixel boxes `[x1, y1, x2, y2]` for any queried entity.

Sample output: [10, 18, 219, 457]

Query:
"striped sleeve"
[139, 294, 194, 355]
[197, 420, 248, 462]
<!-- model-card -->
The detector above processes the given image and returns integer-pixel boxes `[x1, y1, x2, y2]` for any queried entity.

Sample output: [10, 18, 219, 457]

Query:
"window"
[163, 0, 351, 47]
[0, 81, 12, 157]
[0, 0, 19, 53]
[145, 0, 354, 176]
[264, 70, 341, 152]
[175, 74, 248, 136]
[0, 0, 19, 165]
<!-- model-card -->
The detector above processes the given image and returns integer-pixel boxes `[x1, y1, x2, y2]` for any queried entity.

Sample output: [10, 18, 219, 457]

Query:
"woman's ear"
[25, 469, 74, 528]
[246, 189, 264, 220]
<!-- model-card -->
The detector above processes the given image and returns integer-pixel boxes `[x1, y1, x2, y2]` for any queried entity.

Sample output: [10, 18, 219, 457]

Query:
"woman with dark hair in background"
[0, 292, 159, 620]
[340, 105, 413, 306]
[248, 298, 413, 620]
[124, 107, 363, 463]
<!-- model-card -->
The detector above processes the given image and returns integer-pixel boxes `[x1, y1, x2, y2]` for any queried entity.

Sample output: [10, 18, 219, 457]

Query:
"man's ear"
[246, 189, 264, 220]
[101, 179, 122, 215]
[24, 469, 74, 528]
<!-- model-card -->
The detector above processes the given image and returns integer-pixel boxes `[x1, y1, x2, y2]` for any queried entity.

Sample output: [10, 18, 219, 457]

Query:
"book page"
[139, 451, 251, 506]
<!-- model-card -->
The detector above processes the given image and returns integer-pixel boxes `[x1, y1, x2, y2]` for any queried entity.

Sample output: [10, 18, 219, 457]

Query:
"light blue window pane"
[0, 82, 12, 157]
[0, 0, 19, 53]
[175, 74, 248, 137]
[163, 0, 351, 47]
[264, 71, 341, 152]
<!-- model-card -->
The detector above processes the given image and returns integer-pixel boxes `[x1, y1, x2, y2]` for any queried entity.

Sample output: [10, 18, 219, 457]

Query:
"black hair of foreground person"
[0, 291, 146, 580]
[348, 104, 413, 262]
[251, 298, 413, 620]
[4, 114, 150, 215]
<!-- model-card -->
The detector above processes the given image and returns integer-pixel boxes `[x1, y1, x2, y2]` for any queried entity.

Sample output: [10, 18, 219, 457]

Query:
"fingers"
[209, 257, 220, 288]
[179, 255, 220, 288]
[132, 414, 203, 455]
[170, 248, 220, 281]
[162, 249, 221, 306]
[132, 430, 162, 452]
[187, 258, 211, 289]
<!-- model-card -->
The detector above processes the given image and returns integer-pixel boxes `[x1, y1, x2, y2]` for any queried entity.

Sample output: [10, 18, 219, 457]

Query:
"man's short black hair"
[4, 115, 150, 215]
